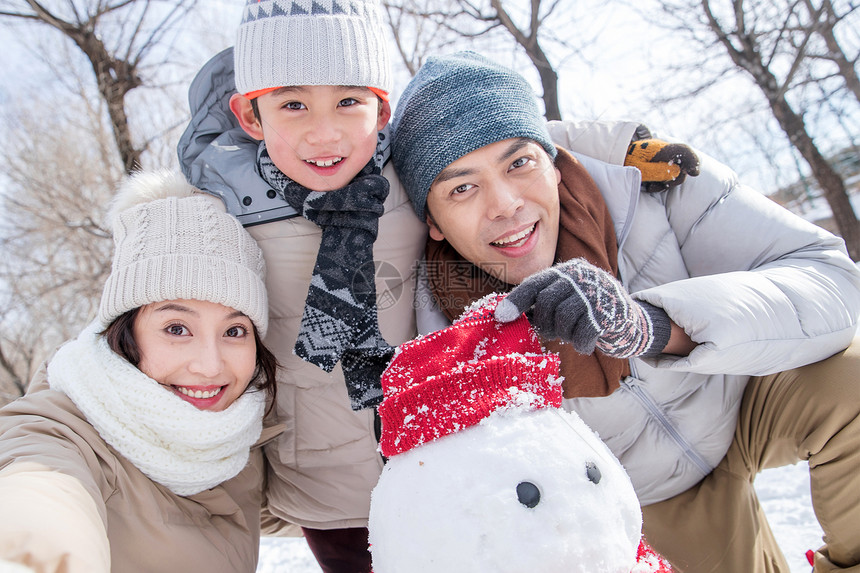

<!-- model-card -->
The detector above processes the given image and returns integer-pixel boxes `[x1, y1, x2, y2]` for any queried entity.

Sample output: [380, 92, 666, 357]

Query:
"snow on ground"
[256, 462, 822, 572]
[257, 536, 321, 573]
[757, 463, 822, 572]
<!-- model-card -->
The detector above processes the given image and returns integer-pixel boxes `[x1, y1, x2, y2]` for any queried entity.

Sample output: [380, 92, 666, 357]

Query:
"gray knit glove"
[495, 258, 672, 358]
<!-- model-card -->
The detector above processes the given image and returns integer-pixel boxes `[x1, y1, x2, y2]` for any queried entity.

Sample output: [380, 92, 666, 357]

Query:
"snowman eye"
[516, 481, 541, 508]
[585, 461, 602, 484]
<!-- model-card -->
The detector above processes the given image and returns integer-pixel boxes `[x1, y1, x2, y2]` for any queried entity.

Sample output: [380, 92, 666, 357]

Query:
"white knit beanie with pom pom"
[98, 170, 268, 336]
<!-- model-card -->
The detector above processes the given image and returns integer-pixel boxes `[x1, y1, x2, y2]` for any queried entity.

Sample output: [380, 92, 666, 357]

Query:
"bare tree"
[647, 0, 860, 260]
[488, 0, 562, 119]
[384, 0, 581, 120]
[0, 0, 199, 174]
[801, 0, 860, 105]
[0, 0, 226, 404]
[383, 0, 465, 77]
[0, 85, 118, 402]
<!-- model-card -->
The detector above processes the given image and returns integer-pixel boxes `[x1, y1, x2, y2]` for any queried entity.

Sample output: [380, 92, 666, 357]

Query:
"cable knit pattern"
[98, 176, 268, 337]
[48, 322, 265, 496]
[497, 259, 672, 358]
[378, 294, 562, 457]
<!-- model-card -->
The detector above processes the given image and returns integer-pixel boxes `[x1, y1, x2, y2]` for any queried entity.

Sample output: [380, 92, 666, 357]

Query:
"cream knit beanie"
[98, 170, 268, 336]
[233, 0, 392, 98]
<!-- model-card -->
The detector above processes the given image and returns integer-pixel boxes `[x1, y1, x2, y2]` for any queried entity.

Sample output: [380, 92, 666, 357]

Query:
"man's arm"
[495, 258, 676, 359]
[546, 119, 640, 165]
[634, 151, 860, 375]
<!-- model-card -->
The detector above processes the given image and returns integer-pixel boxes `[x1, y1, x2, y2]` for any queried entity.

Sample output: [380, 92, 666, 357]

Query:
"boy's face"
[425, 138, 561, 285]
[231, 85, 390, 191]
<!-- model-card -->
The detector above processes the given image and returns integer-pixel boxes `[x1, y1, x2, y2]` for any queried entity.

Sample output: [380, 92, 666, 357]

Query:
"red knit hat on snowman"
[378, 293, 562, 457]
[377, 293, 673, 573]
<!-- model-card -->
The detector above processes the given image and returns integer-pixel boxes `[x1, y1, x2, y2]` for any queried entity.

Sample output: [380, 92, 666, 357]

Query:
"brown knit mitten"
[625, 139, 700, 192]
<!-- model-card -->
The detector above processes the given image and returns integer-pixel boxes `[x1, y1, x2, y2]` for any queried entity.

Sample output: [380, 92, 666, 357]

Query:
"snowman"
[369, 294, 672, 573]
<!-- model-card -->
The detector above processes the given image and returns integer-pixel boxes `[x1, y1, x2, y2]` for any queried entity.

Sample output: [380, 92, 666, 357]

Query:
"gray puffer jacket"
[550, 120, 860, 504]
[417, 119, 860, 506]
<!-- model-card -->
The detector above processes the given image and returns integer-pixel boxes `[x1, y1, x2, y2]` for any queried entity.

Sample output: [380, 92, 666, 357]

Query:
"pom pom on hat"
[234, 0, 392, 98]
[98, 170, 269, 337]
[391, 51, 557, 221]
[378, 294, 562, 457]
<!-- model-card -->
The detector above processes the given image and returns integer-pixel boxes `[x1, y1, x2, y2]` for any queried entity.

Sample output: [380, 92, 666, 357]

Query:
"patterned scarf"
[425, 147, 631, 399]
[259, 143, 393, 409]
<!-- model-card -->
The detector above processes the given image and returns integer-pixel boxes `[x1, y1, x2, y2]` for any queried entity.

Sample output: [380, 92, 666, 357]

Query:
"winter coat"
[177, 48, 426, 529]
[548, 120, 860, 504]
[0, 367, 282, 573]
[418, 119, 860, 506]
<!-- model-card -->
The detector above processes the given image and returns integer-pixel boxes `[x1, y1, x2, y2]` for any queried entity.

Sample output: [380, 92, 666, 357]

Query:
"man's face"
[234, 85, 390, 191]
[426, 138, 561, 285]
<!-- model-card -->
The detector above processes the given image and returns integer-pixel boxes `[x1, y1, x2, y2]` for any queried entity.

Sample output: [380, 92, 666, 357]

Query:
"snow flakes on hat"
[377, 293, 563, 457]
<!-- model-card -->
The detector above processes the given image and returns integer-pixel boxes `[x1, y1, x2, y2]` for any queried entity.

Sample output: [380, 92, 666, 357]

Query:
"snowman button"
[516, 481, 541, 508]
[586, 462, 602, 484]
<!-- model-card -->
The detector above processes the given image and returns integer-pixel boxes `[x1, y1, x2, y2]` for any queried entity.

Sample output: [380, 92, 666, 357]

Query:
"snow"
[368, 407, 642, 572]
[256, 538, 321, 573]
[256, 462, 821, 572]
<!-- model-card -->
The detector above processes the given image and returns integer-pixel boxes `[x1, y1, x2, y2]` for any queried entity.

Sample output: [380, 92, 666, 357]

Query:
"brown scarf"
[425, 147, 630, 398]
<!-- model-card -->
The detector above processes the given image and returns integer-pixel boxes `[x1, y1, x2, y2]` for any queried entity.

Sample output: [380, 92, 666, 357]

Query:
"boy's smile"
[305, 157, 344, 168]
[232, 85, 391, 192]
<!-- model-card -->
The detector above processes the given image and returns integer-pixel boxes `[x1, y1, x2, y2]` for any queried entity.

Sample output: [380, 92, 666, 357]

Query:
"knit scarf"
[259, 144, 393, 410]
[425, 147, 631, 398]
[48, 322, 265, 496]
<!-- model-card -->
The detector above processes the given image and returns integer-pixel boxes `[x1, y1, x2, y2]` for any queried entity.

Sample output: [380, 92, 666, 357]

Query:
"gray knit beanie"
[234, 0, 392, 98]
[391, 51, 557, 221]
[99, 170, 269, 337]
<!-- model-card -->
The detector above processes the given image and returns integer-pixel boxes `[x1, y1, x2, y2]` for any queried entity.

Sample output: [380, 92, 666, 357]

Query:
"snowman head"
[369, 294, 644, 573]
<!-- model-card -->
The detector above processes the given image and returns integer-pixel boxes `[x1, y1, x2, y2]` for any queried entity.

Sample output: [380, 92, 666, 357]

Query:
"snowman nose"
[516, 481, 541, 508]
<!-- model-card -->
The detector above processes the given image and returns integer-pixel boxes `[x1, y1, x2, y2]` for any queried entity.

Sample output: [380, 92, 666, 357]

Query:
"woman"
[0, 170, 280, 573]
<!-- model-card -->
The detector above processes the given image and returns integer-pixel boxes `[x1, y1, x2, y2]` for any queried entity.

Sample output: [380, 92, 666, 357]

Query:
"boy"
[178, 2, 426, 571]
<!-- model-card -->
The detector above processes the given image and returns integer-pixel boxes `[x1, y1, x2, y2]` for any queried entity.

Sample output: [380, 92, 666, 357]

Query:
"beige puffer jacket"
[247, 162, 425, 529]
[0, 371, 281, 573]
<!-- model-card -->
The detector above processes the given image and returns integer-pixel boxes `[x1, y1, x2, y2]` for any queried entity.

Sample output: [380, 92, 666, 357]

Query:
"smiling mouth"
[491, 223, 536, 247]
[175, 386, 224, 400]
[305, 157, 344, 167]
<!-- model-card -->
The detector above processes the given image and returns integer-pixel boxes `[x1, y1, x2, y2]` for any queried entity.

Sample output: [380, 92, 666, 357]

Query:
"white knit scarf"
[48, 322, 265, 496]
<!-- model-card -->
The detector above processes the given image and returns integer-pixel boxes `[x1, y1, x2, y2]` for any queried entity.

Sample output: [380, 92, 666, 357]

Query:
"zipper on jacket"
[621, 365, 713, 476]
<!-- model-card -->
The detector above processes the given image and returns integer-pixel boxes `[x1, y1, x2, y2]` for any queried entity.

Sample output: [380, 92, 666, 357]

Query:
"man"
[391, 51, 860, 573]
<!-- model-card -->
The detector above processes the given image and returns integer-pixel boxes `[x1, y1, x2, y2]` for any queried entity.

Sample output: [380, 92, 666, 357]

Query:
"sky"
[1, 1, 855, 201]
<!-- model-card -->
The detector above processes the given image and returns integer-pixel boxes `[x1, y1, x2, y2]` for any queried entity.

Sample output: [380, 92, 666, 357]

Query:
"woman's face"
[133, 299, 257, 412]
